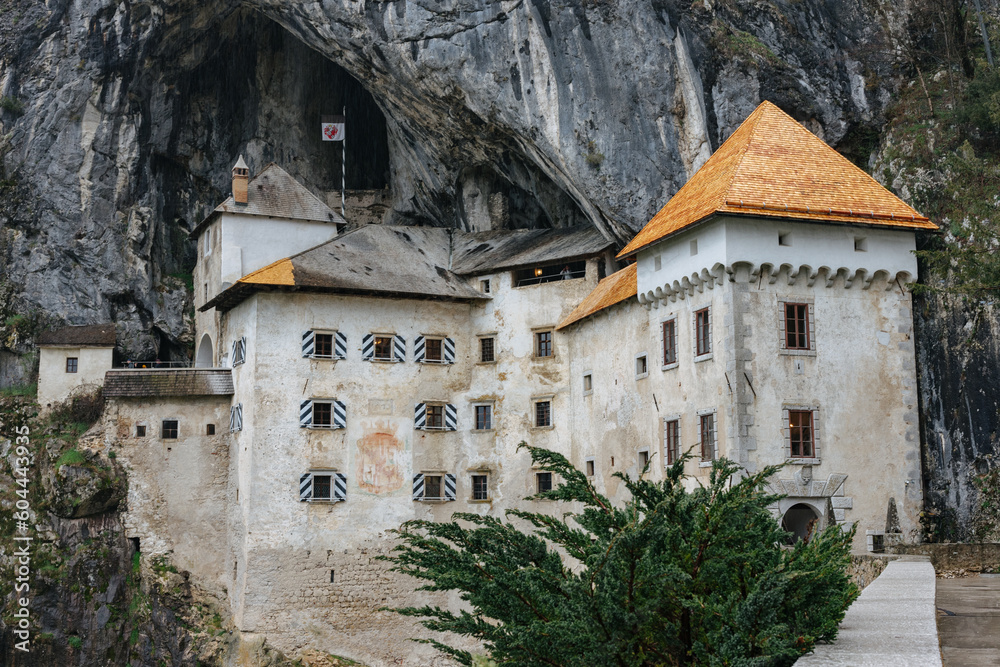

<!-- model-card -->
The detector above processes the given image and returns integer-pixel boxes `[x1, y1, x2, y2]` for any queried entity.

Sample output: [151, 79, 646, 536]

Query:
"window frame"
[373, 335, 394, 361]
[471, 474, 489, 501]
[582, 372, 593, 395]
[694, 307, 712, 360]
[697, 410, 717, 464]
[778, 299, 816, 356]
[638, 449, 650, 470]
[473, 403, 494, 431]
[231, 336, 247, 367]
[161, 419, 179, 440]
[585, 458, 596, 477]
[300, 399, 347, 430]
[479, 335, 496, 364]
[635, 353, 649, 379]
[135, 424, 147, 438]
[534, 329, 554, 358]
[299, 470, 346, 503]
[783, 405, 821, 463]
[313, 332, 334, 358]
[532, 396, 554, 429]
[413, 472, 457, 502]
[66, 357, 78, 374]
[663, 417, 681, 466]
[535, 471, 553, 494]
[661, 316, 678, 369]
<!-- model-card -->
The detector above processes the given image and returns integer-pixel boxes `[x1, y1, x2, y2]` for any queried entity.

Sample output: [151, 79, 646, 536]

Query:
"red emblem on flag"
[324, 124, 339, 140]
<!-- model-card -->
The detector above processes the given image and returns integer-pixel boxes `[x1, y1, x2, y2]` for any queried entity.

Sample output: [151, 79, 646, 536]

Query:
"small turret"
[232, 155, 249, 205]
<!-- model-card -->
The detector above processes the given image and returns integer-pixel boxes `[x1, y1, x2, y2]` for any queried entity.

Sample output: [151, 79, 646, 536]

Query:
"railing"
[120, 360, 192, 369]
[515, 270, 586, 288]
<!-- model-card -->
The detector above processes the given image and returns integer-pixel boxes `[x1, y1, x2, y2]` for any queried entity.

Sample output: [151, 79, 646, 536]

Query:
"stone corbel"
[711, 263, 727, 286]
[807, 266, 826, 287]
[690, 272, 704, 293]
[787, 264, 805, 286]
[846, 268, 866, 290]
[863, 269, 887, 290]
[826, 267, 849, 288]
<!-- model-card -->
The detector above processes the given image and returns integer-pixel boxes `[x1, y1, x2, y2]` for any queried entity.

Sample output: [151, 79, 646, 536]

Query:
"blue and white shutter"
[230, 403, 243, 432]
[444, 473, 457, 501]
[445, 404, 457, 431]
[361, 334, 374, 360]
[333, 400, 346, 429]
[299, 473, 313, 501]
[393, 335, 406, 362]
[443, 338, 456, 364]
[412, 473, 424, 500]
[299, 400, 313, 428]
[301, 331, 315, 357]
[333, 473, 347, 501]
[334, 331, 347, 359]
[413, 335, 425, 362]
[413, 403, 426, 430]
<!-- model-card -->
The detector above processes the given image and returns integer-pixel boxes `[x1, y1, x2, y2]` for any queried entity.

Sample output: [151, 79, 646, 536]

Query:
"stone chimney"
[232, 155, 249, 205]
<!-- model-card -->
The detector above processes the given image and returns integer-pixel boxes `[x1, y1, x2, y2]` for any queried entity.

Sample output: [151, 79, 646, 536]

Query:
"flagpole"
[341, 105, 346, 219]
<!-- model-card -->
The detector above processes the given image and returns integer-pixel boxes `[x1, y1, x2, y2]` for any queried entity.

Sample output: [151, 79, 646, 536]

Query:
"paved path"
[937, 574, 1000, 667]
[796, 556, 941, 666]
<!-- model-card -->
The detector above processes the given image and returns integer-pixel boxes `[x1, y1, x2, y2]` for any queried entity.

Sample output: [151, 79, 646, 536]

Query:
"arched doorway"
[196, 333, 214, 368]
[782, 503, 821, 543]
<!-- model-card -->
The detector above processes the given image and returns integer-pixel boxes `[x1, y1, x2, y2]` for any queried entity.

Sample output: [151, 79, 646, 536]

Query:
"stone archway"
[782, 503, 821, 543]
[196, 333, 214, 368]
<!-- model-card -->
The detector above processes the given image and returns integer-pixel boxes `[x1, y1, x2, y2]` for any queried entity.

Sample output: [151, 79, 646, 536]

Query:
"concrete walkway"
[796, 556, 942, 666]
[937, 574, 1000, 666]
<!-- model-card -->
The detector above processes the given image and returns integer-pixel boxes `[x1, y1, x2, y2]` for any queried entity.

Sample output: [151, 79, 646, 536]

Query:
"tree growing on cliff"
[385, 445, 857, 666]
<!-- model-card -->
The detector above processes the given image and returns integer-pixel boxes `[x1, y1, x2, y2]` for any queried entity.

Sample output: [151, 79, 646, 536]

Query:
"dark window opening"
[206, 424, 216, 436]
[785, 303, 810, 350]
[513, 260, 586, 287]
[424, 475, 442, 499]
[535, 331, 553, 358]
[313, 402, 333, 427]
[330, 569, 336, 583]
[480, 337, 495, 363]
[66, 358, 78, 373]
[472, 475, 488, 500]
[129, 537, 140, 554]
[475, 405, 492, 430]
[314, 333, 334, 358]
[782, 504, 820, 544]
[536, 472, 553, 494]
[135, 425, 146, 438]
[663, 320, 677, 365]
[162, 420, 178, 439]
[665, 420, 680, 465]
[312, 474, 332, 501]
[789, 410, 814, 458]
[374, 336, 393, 360]
[424, 338, 443, 362]
[699, 414, 715, 461]
[586, 460, 595, 477]
[426, 405, 444, 429]
[535, 401, 552, 427]
[695, 308, 711, 356]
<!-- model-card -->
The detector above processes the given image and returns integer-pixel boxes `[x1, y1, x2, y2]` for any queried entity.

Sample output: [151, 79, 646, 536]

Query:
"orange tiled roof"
[238, 257, 295, 286]
[556, 264, 637, 330]
[618, 101, 937, 258]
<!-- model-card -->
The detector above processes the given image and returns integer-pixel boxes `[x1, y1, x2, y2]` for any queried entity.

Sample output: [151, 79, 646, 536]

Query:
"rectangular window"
[662, 319, 677, 366]
[695, 308, 711, 356]
[135, 424, 146, 438]
[314, 333, 333, 358]
[785, 303, 810, 350]
[474, 405, 492, 430]
[638, 450, 650, 468]
[162, 420, 178, 439]
[424, 475, 442, 499]
[374, 336, 393, 360]
[312, 474, 332, 501]
[480, 337, 495, 363]
[585, 459, 595, 477]
[535, 400, 552, 428]
[300, 471, 346, 502]
[583, 373, 593, 393]
[535, 331, 553, 357]
[789, 410, 815, 458]
[313, 402, 332, 427]
[426, 405, 444, 430]
[424, 338, 443, 362]
[206, 424, 216, 436]
[636, 354, 648, 378]
[472, 474, 489, 500]
[699, 414, 715, 461]
[664, 419, 680, 465]
[536, 472, 553, 493]
[480, 279, 491, 293]
[66, 357, 78, 373]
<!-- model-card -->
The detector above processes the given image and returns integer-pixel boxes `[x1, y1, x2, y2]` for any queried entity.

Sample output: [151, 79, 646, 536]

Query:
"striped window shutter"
[445, 404, 457, 431]
[333, 473, 347, 501]
[299, 400, 313, 428]
[413, 335, 425, 362]
[302, 331, 315, 357]
[299, 473, 313, 501]
[230, 340, 238, 367]
[333, 400, 347, 429]
[361, 334, 374, 360]
[412, 473, 424, 500]
[240, 336, 247, 363]
[334, 331, 347, 359]
[444, 473, 456, 501]
[230, 403, 243, 432]
[413, 403, 426, 430]
[443, 338, 456, 364]
[393, 335, 406, 362]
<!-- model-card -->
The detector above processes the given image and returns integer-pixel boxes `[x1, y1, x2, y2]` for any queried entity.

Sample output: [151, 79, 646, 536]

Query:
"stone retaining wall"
[889, 542, 1000, 571]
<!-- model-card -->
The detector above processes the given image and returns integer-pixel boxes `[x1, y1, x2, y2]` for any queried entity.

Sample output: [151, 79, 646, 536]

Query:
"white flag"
[322, 116, 345, 142]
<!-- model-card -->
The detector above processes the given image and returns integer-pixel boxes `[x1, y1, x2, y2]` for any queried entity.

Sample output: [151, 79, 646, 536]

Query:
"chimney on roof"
[232, 155, 249, 205]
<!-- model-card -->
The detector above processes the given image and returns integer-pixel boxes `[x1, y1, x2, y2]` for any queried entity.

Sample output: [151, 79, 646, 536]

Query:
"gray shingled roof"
[38, 324, 116, 347]
[191, 163, 345, 237]
[103, 369, 234, 397]
[451, 227, 614, 275]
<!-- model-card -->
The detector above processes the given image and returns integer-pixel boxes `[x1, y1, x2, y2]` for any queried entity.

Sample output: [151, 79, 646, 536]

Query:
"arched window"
[781, 503, 821, 544]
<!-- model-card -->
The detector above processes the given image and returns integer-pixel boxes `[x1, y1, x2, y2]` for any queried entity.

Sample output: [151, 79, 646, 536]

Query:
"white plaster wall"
[219, 212, 339, 285]
[104, 396, 232, 591]
[37, 346, 113, 409]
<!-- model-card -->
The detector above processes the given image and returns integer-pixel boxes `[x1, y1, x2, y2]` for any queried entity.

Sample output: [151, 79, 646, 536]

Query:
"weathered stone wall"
[889, 542, 1000, 572]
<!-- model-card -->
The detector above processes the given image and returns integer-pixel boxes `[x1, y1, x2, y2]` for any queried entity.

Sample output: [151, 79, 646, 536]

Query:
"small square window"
[854, 236, 868, 252]
[423, 475, 442, 500]
[313, 402, 333, 427]
[206, 424, 216, 436]
[135, 424, 146, 438]
[472, 474, 489, 500]
[373, 336, 393, 361]
[534, 400, 552, 428]
[312, 474, 333, 501]
[424, 338, 443, 362]
[314, 333, 334, 358]
[536, 472, 553, 494]
[480, 337, 495, 363]
[779, 233, 791, 247]
[480, 279, 491, 293]
[638, 450, 650, 468]
[636, 354, 648, 378]
[583, 373, 593, 393]
[162, 420, 178, 439]
[585, 459, 595, 477]
[474, 405, 492, 430]
[66, 358, 78, 373]
[425, 405, 444, 430]
[535, 331, 553, 357]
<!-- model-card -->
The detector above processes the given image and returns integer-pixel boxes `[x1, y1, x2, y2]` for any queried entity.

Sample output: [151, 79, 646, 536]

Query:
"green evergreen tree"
[384, 444, 858, 666]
